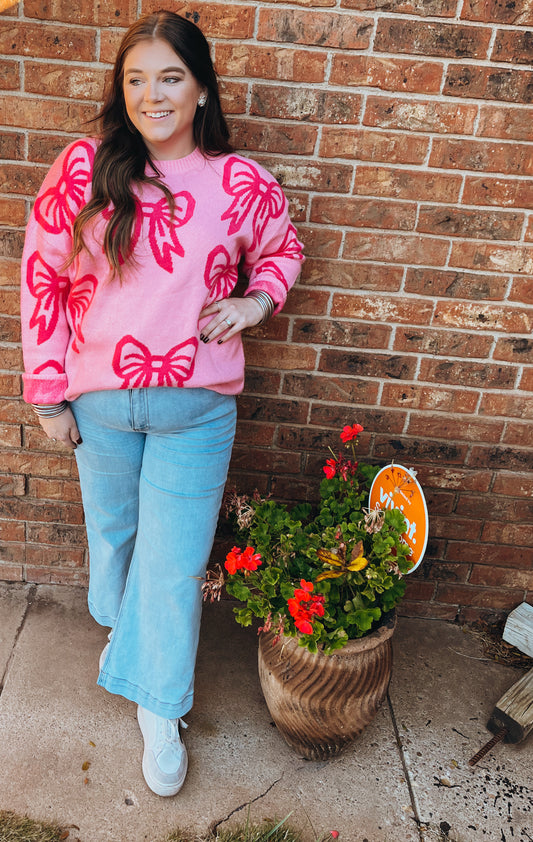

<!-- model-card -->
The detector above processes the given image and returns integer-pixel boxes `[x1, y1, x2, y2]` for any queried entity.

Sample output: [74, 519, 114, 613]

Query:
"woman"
[20, 10, 304, 797]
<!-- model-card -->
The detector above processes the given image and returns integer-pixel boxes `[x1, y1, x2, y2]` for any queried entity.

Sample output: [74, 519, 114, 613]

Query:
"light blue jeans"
[71, 387, 237, 719]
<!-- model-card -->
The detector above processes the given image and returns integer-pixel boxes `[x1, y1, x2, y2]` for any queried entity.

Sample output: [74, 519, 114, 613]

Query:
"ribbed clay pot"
[258, 612, 396, 760]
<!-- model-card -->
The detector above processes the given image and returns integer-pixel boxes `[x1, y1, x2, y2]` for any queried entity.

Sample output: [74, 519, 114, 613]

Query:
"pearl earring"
[197, 93, 207, 107]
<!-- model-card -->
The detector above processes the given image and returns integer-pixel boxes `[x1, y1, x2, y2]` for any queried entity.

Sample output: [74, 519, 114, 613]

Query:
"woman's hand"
[199, 296, 264, 345]
[37, 406, 82, 451]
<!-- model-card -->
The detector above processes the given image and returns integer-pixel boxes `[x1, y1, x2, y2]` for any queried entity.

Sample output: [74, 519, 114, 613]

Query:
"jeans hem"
[88, 600, 117, 628]
[98, 673, 193, 719]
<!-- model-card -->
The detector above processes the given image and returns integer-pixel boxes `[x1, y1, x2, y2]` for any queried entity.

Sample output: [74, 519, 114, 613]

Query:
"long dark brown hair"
[71, 10, 233, 275]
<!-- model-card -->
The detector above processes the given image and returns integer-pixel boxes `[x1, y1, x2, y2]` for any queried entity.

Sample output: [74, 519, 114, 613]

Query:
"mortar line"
[0, 583, 38, 697]
[387, 691, 425, 842]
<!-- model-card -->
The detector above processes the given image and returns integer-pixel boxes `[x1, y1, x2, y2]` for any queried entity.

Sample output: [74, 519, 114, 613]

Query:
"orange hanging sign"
[369, 464, 428, 574]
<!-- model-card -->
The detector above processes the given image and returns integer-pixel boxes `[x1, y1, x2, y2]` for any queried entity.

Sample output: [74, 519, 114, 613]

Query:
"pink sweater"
[21, 139, 304, 403]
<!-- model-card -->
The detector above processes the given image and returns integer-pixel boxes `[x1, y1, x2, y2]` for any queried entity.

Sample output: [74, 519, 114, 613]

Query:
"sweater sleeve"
[229, 159, 304, 313]
[20, 139, 96, 403]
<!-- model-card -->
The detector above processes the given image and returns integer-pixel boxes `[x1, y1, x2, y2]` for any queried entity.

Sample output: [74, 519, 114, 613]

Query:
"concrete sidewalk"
[0, 583, 531, 842]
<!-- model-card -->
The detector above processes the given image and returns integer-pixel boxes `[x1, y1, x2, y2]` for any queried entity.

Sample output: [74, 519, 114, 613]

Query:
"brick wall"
[1, 0, 532, 624]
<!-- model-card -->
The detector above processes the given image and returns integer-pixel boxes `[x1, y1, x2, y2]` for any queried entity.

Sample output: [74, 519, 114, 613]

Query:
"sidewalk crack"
[210, 773, 285, 834]
[387, 690, 425, 842]
[0, 584, 37, 697]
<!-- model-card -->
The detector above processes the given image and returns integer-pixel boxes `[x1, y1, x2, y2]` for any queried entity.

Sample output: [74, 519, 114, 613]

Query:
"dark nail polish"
[76, 436, 83, 444]
[200, 334, 205, 341]
[217, 339, 223, 345]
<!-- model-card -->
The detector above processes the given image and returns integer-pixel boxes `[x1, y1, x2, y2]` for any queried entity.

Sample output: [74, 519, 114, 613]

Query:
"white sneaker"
[137, 705, 188, 797]
[99, 630, 113, 671]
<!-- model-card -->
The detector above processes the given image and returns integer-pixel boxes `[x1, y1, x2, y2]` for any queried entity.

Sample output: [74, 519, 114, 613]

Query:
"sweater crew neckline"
[149, 147, 207, 175]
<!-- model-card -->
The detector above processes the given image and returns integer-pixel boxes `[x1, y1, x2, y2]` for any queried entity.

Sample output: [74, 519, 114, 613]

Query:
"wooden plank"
[502, 602, 533, 658]
[487, 667, 533, 743]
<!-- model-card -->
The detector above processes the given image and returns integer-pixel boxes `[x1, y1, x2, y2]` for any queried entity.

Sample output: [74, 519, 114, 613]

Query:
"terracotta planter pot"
[258, 612, 396, 760]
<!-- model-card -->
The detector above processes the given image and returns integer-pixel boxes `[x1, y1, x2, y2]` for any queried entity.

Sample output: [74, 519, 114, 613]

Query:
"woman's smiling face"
[123, 38, 205, 160]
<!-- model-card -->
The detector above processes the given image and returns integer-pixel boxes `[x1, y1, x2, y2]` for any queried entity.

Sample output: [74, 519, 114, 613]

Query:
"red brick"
[419, 358, 517, 389]
[0, 520, 25, 542]
[243, 367, 281, 395]
[463, 176, 533, 209]
[282, 372, 380, 406]
[219, 80, 247, 115]
[292, 318, 391, 349]
[503, 421, 533, 447]
[311, 196, 417, 230]
[394, 326, 492, 359]
[457, 493, 533, 522]
[312, 405, 407, 436]
[0, 94, 97, 132]
[364, 95, 477, 134]
[99, 28, 125, 64]
[0, 422, 21, 447]
[24, 61, 107, 101]
[434, 300, 532, 334]
[416, 466, 492, 493]
[245, 341, 317, 371]
[468, 446, 533, 472]
[527, 219, 533, 242]
[492, 472, 533, 498]
[354, 165, 462, 203]
[319, 349, 417, 380]
[215, 43, 327, 83]
[519, 367, 533, 392]
[447, 540, 533, 568]
[24, 566, 88, 586]
[450, 241, 533, 274]
[0, 562, 23, 582]
[24, 545, 86, 569]
[230, 445, 301, 475]
[297, 226, 342, 259]
[344, 231, 449, 266]
[492, 29, 533, 64]
[480, 392, 533, 419]
[0, 229, 24, 259]
[0, 472, 25, 496]
[25, 0, 137, 26]
[331, 293, 432, 325]
[405, 267, 508, 301]
[429, 137, 533, 177]
[0, 198, 25, 227]
[445, 64, 533, 103]
[482, 521, 533, 548]
[408, 414, 504, 444]
[399, 601, 458, 621]
[229, 118, 317, 156]
[404, 580, 436, 601]
[493, 336, 533, 364]
[424, 561, 470, 583]
[461, 0, 533, 24]
[301, 259, 403, 291]
[0, 21, 96, 60]
[245, 313, 289, 342]
[419, 205, 523, 241]
[342, 0, 456, 13]
[0, 131, 24, 160]
[2, 449, 78, 477]
[27, 478, 82, 503]
[0, 373, 21, 397]
[330, 55, 443, 94]
[27, 133, 80, 165]
[262, 158, 353, 193]
[233, 421, 275, 448]
[0, 58, 19, 91]
[381, 383, 480, 415]
[375, 19, 492, 59]
[251, 84, 362, 124]
[0, 258, 20, 287]
[320, 127, 428, 164]
[1, 346, 23, 371]
[282, 290, 330, 316]
[0, 496, 84, 525]
[477, 105, 533, 141]
[257, 9, 373, 49]
[285, 192, 308, 223]
[25, 522, 87, 547]
[436, 583, 524, 609]
[0, 163, 49, 197]
[142, 2, 256, 38]
[0, 288, 20, 317]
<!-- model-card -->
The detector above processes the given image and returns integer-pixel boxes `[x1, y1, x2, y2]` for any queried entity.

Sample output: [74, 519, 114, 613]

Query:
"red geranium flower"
[225, 545, 262, 574]
[287, 580, 325, 635]
[323, 458, 337, 479]
[340, 423, 364, 443]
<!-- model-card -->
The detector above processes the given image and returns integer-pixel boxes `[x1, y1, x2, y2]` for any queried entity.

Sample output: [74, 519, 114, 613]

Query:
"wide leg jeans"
[71, 387, 237, 719]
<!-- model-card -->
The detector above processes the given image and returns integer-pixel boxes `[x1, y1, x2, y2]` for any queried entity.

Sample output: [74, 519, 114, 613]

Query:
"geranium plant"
[212, 425, 413, 655]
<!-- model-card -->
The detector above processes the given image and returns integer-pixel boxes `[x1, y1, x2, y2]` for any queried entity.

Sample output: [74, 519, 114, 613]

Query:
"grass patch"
[0, 811, 67, 842]
[163, 818, 306, 842]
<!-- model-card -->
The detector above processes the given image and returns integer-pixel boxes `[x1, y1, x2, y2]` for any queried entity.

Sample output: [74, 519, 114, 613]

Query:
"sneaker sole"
[137, 706, 188, 797]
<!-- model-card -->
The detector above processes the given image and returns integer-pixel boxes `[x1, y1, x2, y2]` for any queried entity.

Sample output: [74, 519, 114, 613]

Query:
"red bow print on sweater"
[112, 335, 198, 388]
[143, 192, 195, 272]
[68, 276, 98, 353]
[34, 141, 95, 234]
[26, 252, 70, 344]
[221, 157, 285, 252]
[204, 245, 239, 306]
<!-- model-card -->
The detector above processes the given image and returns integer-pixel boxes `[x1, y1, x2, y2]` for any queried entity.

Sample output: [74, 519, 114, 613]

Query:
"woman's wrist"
[31, 401, 69, 418]
[246, 290, 275, 325]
